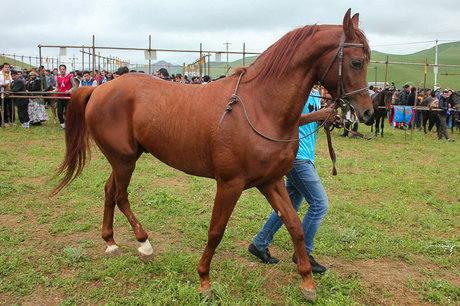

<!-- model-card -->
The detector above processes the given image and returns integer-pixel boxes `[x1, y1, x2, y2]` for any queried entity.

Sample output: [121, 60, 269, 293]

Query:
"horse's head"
[383, 88, 394, 111]
[319, 9, 374, 125]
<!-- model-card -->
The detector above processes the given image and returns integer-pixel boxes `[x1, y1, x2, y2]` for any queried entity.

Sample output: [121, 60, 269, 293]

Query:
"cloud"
[2, 1, 460, 66]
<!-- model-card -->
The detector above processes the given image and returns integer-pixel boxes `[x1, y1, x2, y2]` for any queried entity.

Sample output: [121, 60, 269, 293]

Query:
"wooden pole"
[423, 58, 427, 90]
[149, 35, 152, 75]
[384, 56, 389, 89]
[410, 82, 419, 140]
[243, 43, 246, 66]
[199, 43, 203, 82]
[92, 35, 96, 73]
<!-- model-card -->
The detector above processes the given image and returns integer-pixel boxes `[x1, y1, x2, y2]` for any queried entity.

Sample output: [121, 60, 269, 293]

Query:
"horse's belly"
[137, 128, 214, 179]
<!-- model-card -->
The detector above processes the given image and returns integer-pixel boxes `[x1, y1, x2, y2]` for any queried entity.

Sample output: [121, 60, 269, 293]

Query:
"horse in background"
[53, 9, 373, 301]
[371, 88, 394, 137]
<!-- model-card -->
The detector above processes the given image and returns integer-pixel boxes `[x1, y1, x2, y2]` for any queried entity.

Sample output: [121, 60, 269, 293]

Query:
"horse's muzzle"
[362, 109, 374, 125]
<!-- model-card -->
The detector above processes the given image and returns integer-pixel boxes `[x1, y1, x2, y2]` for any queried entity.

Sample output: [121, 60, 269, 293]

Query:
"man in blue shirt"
[248, 87, 335, 273]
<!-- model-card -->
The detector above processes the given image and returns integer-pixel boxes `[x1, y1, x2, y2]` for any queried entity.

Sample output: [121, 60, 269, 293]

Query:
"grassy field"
[0, 113, 459, 305]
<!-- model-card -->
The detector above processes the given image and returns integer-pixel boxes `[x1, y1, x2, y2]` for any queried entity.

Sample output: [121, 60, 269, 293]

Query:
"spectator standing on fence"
[9, 70, 30, 129]
[1, 63, 15, 126]
[54, 64, 74, 130]
[80, 71, 98, 87]
[438, 90, 454, 142]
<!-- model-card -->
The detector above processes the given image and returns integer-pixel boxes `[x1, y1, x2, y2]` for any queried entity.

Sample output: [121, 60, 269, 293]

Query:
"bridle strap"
[320, 32, 367, 101]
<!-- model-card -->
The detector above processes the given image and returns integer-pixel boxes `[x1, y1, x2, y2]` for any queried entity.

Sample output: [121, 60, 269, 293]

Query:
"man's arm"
[69, 77, 79, 93]
[299, 105, 337, 126]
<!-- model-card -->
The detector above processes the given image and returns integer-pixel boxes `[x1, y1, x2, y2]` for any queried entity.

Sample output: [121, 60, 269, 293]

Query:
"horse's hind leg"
[197, 179, 243, 297]
[102, 173, 119, 255]
[258, 178, 316, 301]
[109, 159, 154, 263]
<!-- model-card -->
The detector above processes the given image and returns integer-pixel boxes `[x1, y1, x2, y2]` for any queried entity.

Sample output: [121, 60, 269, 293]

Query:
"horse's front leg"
[258, 178, 316, 301]
[197, 179, 243, 297]
[380, 116, 385, 137]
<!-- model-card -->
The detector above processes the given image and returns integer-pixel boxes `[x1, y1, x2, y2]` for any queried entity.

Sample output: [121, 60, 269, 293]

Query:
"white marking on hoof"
[299, 286, 316, 301]
[105, 245, 120, 256]
[138, 239, 154, 263]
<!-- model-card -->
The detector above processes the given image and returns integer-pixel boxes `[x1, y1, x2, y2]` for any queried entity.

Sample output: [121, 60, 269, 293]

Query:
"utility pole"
[223, 42, 231, 74]
[434, 39, 438, 89]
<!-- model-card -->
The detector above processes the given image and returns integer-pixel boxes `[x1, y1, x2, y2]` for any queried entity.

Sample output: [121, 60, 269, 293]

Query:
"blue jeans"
[253, 159, 329, 254]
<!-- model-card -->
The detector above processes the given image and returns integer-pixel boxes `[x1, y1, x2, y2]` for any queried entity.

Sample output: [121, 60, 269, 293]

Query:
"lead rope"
[218, 72, 338, 142]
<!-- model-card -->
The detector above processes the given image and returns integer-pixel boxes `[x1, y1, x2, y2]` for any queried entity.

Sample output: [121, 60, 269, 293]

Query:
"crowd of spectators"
[368, 82, 458, 141]
[1, 61, 457, 139]
[1, 63, 220, 129]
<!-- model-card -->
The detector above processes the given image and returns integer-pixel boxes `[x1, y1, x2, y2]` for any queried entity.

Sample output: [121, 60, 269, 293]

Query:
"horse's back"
[85, 74, 231, 177]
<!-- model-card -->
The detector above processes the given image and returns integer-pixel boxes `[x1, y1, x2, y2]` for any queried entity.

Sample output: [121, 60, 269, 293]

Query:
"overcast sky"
[3, 0, 460, 69]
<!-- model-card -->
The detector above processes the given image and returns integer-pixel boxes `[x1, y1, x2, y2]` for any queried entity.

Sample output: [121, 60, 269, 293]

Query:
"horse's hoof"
[138, 249, 154, 264]
[299, 286, 316, 301]
[105, 245, 120, 256]
[199, 288, 212, 299]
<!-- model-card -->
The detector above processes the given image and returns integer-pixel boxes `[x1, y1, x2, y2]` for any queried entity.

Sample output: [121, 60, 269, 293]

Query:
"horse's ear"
[351, 13, 359, 29]
[342, 9, 356, 40]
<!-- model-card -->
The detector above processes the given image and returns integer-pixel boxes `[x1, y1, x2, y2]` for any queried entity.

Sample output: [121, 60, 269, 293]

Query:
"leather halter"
[320, 32, 368, 104]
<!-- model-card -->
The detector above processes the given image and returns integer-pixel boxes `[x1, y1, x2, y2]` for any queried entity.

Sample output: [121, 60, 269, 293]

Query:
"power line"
[371, 39, 458, 48]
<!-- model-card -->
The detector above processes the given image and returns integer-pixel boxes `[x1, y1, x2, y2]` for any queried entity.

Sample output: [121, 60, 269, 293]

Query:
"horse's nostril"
[364, 109, 374, 125]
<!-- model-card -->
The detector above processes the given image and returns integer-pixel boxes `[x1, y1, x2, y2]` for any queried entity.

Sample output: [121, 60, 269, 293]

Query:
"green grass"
[0, 112, 459, 305]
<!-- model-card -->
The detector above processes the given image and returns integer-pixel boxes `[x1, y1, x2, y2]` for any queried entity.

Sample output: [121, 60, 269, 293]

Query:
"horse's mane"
[234, 25, 319, 83]
[234, 24, 371, 84]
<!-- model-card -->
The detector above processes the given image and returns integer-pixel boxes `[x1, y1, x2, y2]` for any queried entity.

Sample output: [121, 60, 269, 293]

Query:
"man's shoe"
[248, 243, 279, 264]
[292, 253, 327, 274]
[447, 138, 455, 142]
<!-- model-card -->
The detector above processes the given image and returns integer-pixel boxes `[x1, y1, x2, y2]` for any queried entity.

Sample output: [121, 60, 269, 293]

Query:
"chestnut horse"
[54, 9, 373, 301]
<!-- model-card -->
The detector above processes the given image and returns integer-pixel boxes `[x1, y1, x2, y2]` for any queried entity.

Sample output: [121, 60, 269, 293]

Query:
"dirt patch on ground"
[327, 255, 458, 305]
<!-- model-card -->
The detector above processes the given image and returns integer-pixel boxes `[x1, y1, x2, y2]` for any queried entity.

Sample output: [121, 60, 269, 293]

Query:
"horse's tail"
[52, 86, 95, 196]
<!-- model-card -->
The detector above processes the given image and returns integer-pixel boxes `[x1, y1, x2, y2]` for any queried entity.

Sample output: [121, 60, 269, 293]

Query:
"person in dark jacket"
[9, 70, 30, 128]
[397, 84, 410, 106]
[438, 90, 454, 142]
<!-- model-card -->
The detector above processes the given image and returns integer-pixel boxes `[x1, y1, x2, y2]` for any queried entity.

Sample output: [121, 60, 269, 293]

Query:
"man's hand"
[299, 104, 338, 126]
[317, 104, 338, 122]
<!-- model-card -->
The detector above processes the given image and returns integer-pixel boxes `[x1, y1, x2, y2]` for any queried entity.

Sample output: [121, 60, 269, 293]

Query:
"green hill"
[369, 41, 460, 89]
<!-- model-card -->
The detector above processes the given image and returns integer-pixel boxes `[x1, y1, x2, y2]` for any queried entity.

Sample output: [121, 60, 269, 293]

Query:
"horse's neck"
[242, 69, 316, 132]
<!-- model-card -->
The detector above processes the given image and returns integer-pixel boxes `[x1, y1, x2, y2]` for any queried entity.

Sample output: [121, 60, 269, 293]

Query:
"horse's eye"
[351, 59, 363, 69]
